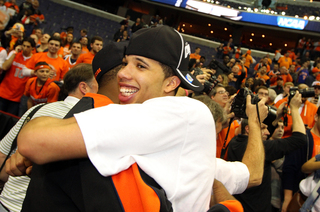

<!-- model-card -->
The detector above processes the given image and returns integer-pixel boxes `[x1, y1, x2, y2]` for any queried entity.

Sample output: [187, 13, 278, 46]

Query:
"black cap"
[92, 41, 128, 82]
[125, 26, 203, 92]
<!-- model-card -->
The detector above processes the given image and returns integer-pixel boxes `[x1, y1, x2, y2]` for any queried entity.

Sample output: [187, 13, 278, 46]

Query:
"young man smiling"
[23, 36, 69, 82]
[18, 26, 220, 211]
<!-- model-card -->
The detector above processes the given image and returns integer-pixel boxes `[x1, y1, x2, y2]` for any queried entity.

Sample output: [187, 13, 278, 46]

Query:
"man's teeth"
[120, 87, 138, 96]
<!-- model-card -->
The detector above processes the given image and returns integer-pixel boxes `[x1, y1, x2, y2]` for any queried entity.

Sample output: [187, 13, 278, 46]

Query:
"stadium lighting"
[254, 8, 258, 12]
[227, 5, 230, 8]
[304, 16, 308, 20]
[275, 12, 278, 14]
[190, 25, 192, 27]
[229, 34, 232, 37]
[284, 44, 287, 47]
[216, 1, 220, 4]
[211, 31, 213, 33]
[270, 43, 272, 46]
[239, 6, 242, 9]
[309, 16, 315, 20]
[262, 35, 265, 38]
[183, 24, 185, 27]
[208, 23, 211, 26]
[271, 10, 274, 14]
[224, 28, 227, 31]
[251, 33, 254, 36]
[281, 11, 286, 15]
[316, 17, 320, 20]
[250, 39, 253, 42]
[207, 0, 210, 2]
[295, 15, 299, 18]
[266, 10, 270, 14]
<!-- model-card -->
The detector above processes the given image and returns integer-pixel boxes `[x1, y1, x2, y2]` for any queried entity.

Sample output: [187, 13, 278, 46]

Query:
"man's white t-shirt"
[75, 96, 216, 212]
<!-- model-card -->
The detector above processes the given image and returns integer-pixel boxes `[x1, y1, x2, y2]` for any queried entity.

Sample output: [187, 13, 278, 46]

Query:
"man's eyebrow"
[135, 57, 150, 68]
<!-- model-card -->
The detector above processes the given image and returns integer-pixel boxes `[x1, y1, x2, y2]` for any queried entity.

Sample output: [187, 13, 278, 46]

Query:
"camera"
[231, 87, 277, 124]
[288, 87, 315, 104]
[208, 59, 230, 75]
[191, 67, 220, 95]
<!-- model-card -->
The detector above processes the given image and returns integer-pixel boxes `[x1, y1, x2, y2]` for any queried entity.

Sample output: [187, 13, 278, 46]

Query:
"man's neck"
[71, 54, 79, 60]
[37, 78, 46, 86]
[23, 52, 32, 57]
[90, 50, 96, 55]
[311, 126, 320, 137]
[47, 52, 58, 59]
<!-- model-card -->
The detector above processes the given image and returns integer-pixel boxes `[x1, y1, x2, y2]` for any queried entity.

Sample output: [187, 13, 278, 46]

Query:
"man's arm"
[242, 96, 268, 188]
[18, 116, 87, 164]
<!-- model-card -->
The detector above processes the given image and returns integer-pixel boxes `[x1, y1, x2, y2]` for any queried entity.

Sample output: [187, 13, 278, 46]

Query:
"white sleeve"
[252, 57, 256, 64]
[0, 49, 7, 68]
[5, 50, 16, 60]
[22, 66, 33, 76]
[215, 158, 249, 195]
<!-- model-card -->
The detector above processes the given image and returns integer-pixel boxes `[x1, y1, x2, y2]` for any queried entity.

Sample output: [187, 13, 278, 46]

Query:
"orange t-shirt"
[278, 56, 292, 69]
[76, 52, 95, 64]
[216, 120, 239, 158]
[242, 54, 253, 68]
[311, 131, 320, 157]
[256, 73, 270, 82]
[235, 49, 241, 59]
[0, 52, 32, 102]
[189, 53, 201, 60]
[25, 52, 69, 81]
[57, 47, 64, 57]
[312, 67, 320, 74]
[24, 77, 60, 105]
[82, 46, 89, 54]
[64, 54, 77, 70]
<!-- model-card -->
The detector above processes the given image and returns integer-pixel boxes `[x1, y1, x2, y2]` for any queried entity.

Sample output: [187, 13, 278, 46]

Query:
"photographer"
[275, 83, 317, 138]
[227, 91, 307, 212]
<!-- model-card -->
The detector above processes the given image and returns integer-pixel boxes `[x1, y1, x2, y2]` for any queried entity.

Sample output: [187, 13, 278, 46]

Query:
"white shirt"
[300, 173, 320, 212]
[216, 158, 249, 195]
[75, 96, 216, 212]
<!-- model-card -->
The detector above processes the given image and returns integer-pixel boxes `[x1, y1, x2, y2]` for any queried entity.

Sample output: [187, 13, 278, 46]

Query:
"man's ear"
[78, 82, 88, 95]
[245, 125, 249, 134]
[164, 76, 180, 94]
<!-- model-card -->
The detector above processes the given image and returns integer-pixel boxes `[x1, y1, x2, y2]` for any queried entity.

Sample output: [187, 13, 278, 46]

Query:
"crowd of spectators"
[0, 0, 320, 211]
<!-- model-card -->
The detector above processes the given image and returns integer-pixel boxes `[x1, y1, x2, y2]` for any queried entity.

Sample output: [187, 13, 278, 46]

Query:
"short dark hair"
[71, 41, 82, 49]
[62, 63, 95, 95]
[98, 64, 122, 87]
[159, 62, 174, 79]
[158, 62, 178, 94]
[48, 36, 61, 47]
[317, 106, 320, 116]
[22, 37, 36, 48]
[81, 29, 87, 34]
[35, 61, 49, 67]
[90, 36, 103, 44]
[256, 86, 268, 94]
[208, 84, 225, 97]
